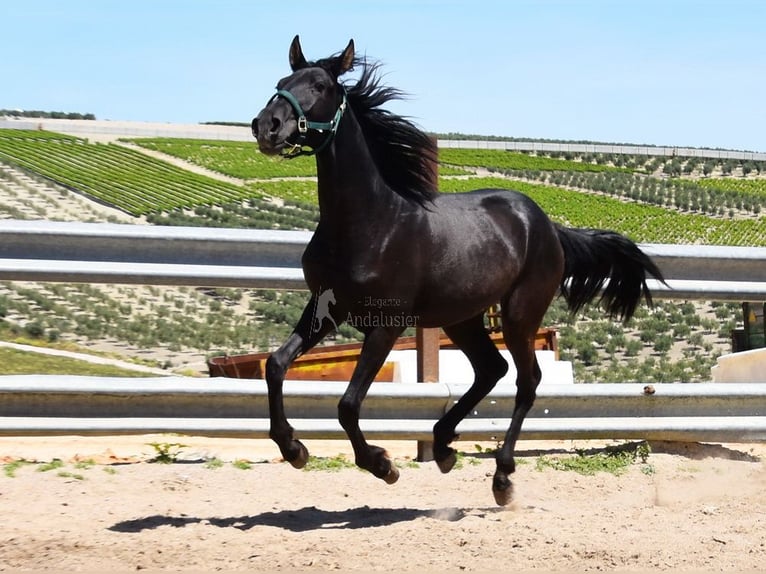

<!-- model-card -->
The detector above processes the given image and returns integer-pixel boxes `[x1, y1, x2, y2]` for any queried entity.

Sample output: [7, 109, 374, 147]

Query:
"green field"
[129, 137, 317, 178]
[0, 347, 153, 376]
[439, 148, 631, 173]
[1, 129, 764, 245]
[696, 177, 766, 196]
[441, 177, 766, 246]
[0, 130, 254, 214]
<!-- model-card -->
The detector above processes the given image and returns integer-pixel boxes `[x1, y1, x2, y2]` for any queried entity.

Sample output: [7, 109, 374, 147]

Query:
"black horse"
[252, 36, 664, 505]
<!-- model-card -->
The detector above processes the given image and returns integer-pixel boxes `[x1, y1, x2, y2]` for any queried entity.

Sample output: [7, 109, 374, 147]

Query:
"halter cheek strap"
[270, 87, 347, 158]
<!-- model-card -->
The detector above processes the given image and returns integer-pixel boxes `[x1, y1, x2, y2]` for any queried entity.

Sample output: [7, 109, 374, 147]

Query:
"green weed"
[36, 459, 64, 472]
[56, 471, 84, 480]
[302, 454, 358, 472]
[3, 459, 30, 478]
[474, 443, 499, 455]
[146, 442, 187, 464]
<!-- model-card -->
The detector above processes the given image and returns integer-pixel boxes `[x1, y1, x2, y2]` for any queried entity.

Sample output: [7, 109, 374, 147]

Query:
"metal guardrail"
[1, 377, 765, 442]
[0, 220, 307, 289]
[1, 220, 765, 299]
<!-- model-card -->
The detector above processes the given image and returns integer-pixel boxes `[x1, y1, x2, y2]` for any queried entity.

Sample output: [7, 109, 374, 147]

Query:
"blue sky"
[3, 0, 765, 151]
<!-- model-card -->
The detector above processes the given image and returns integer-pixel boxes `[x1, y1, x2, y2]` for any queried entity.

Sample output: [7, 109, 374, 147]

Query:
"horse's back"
[432, 187, 558, 246]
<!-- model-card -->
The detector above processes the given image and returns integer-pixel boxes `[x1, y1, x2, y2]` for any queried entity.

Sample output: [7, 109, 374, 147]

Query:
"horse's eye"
[314, 82, 326, 93]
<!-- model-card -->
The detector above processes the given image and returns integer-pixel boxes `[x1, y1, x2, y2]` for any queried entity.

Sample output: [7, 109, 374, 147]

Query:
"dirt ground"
[1, 436, 765, 572]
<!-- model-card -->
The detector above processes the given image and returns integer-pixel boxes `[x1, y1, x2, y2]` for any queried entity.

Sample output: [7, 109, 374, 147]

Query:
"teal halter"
[270, 87, 347, 158]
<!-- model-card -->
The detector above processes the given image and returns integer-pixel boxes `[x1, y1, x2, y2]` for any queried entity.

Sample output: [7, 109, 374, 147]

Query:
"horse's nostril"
[251, 118, 259, 139]
[270, 117, 282, 134]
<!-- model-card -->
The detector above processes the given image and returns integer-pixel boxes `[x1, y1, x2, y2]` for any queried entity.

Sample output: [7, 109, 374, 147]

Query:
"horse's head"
[252, 35, 355, 157]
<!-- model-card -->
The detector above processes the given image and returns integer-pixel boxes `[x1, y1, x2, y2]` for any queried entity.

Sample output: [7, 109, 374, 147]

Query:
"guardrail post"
[415, 142, 441, 461]
[416, 326, 441, 461]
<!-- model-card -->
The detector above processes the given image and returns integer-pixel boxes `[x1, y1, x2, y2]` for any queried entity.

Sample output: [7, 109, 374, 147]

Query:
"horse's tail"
[555, 225, 665, 321]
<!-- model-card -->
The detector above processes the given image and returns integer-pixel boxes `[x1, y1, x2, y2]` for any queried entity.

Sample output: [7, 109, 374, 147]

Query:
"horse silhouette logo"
[313, 287, 339, 333]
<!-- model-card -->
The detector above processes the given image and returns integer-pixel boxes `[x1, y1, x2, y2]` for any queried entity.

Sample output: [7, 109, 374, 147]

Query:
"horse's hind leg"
[434, 314, 508, 473]
[493, 284, 556, 506]
[266, 295, 338, 468]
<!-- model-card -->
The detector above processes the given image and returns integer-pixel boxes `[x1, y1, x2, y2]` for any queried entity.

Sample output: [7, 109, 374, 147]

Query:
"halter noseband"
[269, 86, 347, 158]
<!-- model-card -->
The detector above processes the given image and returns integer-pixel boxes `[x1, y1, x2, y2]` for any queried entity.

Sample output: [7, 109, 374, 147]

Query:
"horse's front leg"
[338, 326, 403, 483]
[265, 296, 338, 468]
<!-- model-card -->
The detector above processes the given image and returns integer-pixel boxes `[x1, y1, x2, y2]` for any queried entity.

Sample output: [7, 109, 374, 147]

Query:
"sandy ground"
[1, 436, 765, 572]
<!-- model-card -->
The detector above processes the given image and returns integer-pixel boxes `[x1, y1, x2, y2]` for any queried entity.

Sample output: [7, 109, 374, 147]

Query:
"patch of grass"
[3, 459, 30, 478]
[103, 467, 118, 475]
[302, 454, 357, 472]
[56, 471, 84, 480]
[535, 441, 652, 476]
[232, 459, 253, 470]
[74, 459, 96, 470]
[204, 457, 224, 470]
[37, 459, 65, 472]
[474, 443, 499, 455]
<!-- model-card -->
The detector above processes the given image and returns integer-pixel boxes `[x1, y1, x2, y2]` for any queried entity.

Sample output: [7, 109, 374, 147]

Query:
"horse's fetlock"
[433, 419, 452, 439]
[496, 458, 516, 476]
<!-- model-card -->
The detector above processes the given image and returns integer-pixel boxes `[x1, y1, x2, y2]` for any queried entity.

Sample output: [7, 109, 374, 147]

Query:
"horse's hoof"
[435, 451, 457, 474]
[287, 441, 309, 469]
[492, 470, 514, 506]
[492, 482, 514, 506]
[383, 462, 400, 484]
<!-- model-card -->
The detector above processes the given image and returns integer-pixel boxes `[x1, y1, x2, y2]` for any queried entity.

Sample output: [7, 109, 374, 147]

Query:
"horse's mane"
[336, 59, 439, 206]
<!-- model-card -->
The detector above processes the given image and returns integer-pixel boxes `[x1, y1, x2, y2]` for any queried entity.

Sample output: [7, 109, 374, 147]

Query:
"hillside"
[0, 126, 763, 380]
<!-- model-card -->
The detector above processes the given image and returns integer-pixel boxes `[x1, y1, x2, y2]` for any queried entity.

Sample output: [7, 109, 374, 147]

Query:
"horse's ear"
[333, 39, 355, 77]
[289, 35, 308, 71]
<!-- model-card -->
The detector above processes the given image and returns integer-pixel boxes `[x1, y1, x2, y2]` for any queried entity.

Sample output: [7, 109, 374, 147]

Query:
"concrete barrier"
[712, 348, 766, 383]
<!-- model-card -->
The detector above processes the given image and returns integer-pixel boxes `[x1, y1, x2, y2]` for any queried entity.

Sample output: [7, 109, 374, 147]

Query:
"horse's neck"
[315, 110, 403, 228]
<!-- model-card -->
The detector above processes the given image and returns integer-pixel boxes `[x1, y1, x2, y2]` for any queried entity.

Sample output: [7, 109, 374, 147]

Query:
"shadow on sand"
[109, 504, 502, 533]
